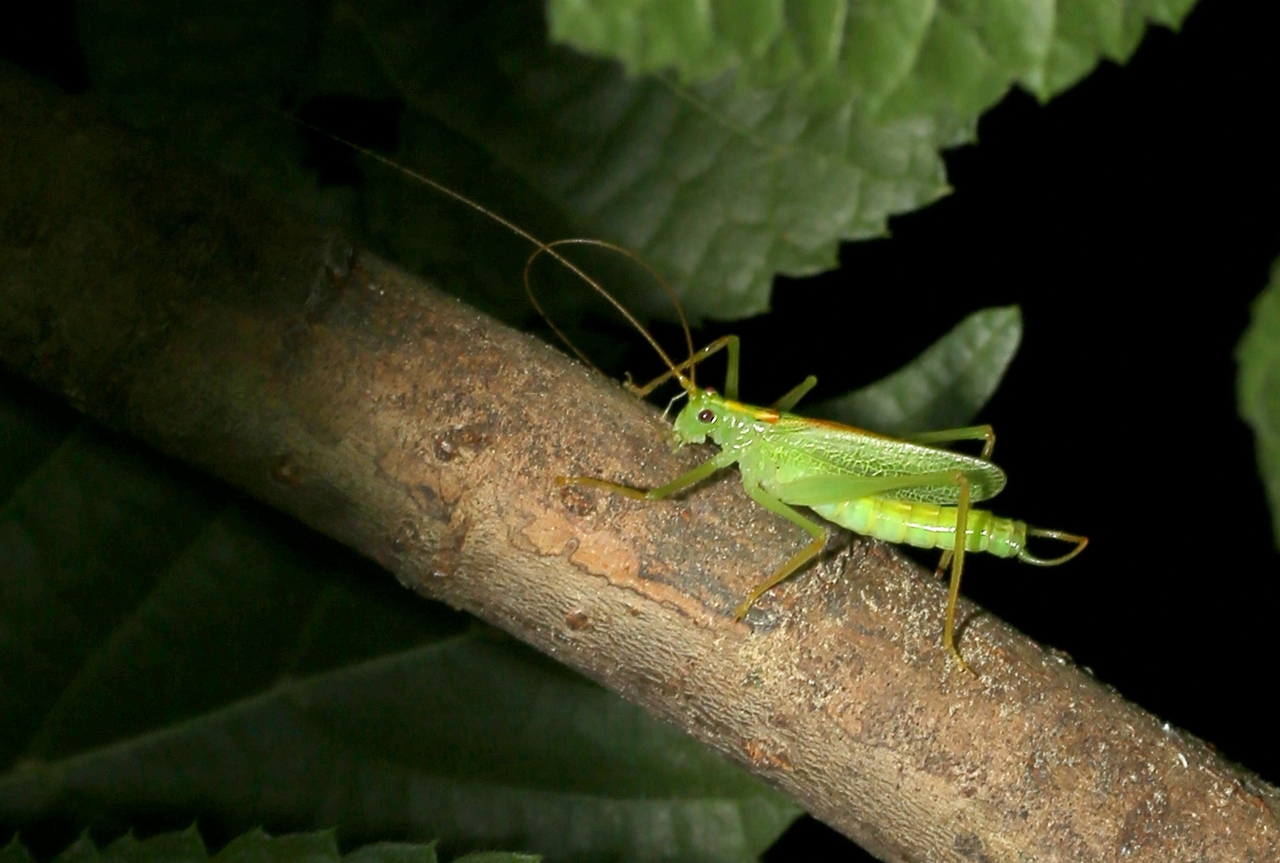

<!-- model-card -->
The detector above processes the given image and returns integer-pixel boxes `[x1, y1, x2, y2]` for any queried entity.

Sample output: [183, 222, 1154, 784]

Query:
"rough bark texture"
[3, 62, 1278, 863]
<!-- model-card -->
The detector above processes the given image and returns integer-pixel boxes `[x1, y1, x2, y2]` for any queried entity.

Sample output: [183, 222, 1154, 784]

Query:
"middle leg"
[732, 482, 828, 620]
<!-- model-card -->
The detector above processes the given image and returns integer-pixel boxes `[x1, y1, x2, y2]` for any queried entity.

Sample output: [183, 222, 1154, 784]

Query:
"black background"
[4, 0, 1279, 860]
[754, 0, 1280, 855]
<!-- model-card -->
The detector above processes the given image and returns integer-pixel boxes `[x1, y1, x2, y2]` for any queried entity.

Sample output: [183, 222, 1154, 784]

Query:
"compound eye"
[697, 409, 715, 423]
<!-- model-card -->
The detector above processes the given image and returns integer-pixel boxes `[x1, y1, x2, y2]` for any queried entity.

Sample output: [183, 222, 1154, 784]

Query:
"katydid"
[549, 320, 1087, 674]
[289, 114, 1087, 674]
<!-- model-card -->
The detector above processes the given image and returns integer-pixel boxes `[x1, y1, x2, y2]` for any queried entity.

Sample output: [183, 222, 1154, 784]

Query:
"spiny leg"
[627, 335, 741, 399]
[732, 483, 828, 620]
[932, 549, 953, 581]
[769, 469, 982, 672]
[942, 471, 975, 676]
[907, 425, 996, 461]
[558, 448, 738, 500]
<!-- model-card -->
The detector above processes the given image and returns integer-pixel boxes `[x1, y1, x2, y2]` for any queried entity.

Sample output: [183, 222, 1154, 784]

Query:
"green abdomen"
[811, 497, 1026, 558]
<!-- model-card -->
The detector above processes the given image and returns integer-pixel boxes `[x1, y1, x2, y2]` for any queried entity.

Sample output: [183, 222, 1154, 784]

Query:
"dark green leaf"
[808, 305, 1021, 434]
[1, 837, 37, 863]
[0, 381, 799, 862]
[1237, 258, 1280, 550]
[51, 836, 102, 863]
[103, 827, 208, 863]
[0, 384, 77, 503]
[74, 1, 1195, 324]
[211, 831, 338, 863]
[550, 0, 1197, 101]
[4, 829, 444, 863]
[0, 425, 223, 767]
[343, 844, 437, 863]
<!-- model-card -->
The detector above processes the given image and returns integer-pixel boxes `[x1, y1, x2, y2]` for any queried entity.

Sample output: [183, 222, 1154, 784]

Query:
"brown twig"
[2, 62, 1277, 862]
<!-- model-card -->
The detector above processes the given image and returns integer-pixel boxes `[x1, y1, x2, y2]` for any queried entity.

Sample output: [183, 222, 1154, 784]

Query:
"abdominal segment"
[811, 497, 1026, 558]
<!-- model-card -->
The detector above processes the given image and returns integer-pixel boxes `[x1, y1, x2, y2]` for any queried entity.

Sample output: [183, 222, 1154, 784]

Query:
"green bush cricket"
[570, 349, 1087, 675]
[523, 242, 1088, 674]
[293, 115, 1088, 675]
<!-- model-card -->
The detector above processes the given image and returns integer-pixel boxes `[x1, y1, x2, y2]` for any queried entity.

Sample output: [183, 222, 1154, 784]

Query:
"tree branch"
[2, 62, 1277, 863]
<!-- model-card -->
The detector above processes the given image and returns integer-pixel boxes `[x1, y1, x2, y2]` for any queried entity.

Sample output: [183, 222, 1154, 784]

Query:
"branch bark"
[2, 62, 1277, 862]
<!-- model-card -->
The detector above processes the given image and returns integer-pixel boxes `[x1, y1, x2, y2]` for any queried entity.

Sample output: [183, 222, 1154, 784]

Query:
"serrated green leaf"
[103, 827, 207, 863]
[1, 836, 37, 863]
[73, 0, 1193, 325]
[51, 836, 102, 863]
[349, 0, 950, 321]
[550, 0, 1198, 102]
[343, 843, 436, 863]
[212, 830, 338, 863]
[72, 0, 917, 323]
[2, 635, 795, 861]
[0, 381, 800, 862]
[451, 855, 539, 863]
[808, 305, 1021, 435]
[1237, 258, 1280, 551]
[4, 829, 446, 863]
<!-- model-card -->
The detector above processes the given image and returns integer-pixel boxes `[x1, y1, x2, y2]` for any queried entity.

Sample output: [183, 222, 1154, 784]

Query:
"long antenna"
[523, 238, 695, 389]
[275, 106, 698, 391]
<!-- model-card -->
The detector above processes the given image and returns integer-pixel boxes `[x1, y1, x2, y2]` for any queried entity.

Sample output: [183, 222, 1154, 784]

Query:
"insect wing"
[763, 416, 1007, 504]
[775, 471, 972, 506]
